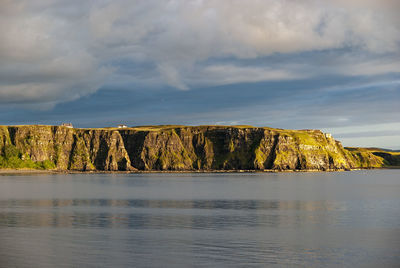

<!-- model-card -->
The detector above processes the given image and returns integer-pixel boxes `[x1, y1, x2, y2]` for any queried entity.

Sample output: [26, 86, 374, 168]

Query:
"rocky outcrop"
[0, 125, 134, 171]
[0, 125, 390, 171]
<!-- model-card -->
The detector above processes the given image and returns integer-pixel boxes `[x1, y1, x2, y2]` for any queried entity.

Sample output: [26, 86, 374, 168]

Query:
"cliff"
[0, 125, 395, 172]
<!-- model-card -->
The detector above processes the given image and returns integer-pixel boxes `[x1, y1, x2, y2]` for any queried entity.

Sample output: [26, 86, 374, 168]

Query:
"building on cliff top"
[118, 124, 128, 128]
[61, 123, 73, 128]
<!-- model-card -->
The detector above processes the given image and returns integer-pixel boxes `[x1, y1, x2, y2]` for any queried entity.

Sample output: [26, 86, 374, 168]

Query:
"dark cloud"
[1, 0, 399, 103]
[0, 0, 399, 148]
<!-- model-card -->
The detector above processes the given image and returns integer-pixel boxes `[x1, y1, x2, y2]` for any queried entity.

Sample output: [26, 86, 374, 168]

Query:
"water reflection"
[1, 171, 400, 267]
[0, 199, 345, 229]
[0, 199, 344, 210]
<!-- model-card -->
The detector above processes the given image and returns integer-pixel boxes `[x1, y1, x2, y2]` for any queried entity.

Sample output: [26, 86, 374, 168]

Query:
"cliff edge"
[0, 125, 395, 172]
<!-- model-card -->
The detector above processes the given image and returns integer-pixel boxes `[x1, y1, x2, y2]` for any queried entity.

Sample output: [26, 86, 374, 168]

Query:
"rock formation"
[0, 125, 395, 171]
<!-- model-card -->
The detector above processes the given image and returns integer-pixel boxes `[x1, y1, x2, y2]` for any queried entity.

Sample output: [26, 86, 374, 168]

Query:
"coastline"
[1, 125, 391, 172]
[1, 167, 397, 175]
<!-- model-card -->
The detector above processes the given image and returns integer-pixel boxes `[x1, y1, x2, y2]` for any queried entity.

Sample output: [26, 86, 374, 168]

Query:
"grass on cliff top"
[128, 125, 315, 132]
[130, 125, 187, 131]
[1, 124, 325, 135]
[1, 124, 55, 130]
[346, 147, 400, 155]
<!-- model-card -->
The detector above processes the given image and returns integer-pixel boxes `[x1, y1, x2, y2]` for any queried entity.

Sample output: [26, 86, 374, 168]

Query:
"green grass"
[0, 144, 56, 170]
[344, 147, 387, 168]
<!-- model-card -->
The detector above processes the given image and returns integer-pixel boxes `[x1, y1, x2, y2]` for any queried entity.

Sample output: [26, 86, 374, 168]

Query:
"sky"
[0, 0, 399, 149]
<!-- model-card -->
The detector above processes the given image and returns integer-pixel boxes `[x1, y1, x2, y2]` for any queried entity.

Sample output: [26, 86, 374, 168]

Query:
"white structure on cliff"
[61, 123, 73, 128]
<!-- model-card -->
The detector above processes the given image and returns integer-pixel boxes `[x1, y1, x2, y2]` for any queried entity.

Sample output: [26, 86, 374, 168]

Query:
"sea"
[0, 170, 399, 267]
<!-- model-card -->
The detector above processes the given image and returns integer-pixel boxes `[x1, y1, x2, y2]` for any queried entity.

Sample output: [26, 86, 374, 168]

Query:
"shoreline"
[0, 167, 397, 175]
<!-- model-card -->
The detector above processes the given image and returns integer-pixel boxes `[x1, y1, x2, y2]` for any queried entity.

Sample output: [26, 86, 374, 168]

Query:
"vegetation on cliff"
[346, 147, 400, 167]
[0, 125, 397, 171]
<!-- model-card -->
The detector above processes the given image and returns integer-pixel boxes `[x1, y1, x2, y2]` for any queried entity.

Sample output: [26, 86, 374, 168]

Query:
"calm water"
[0, 171, 399, 267]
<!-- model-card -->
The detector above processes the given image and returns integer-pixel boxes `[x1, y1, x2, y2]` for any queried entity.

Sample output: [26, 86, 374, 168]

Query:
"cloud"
[0, 0, 107, 106]
[343, 60, 400, 77]
[192, 64, 306, 86]
[157, 63, 189, 90]
[0, 0, 399, 106]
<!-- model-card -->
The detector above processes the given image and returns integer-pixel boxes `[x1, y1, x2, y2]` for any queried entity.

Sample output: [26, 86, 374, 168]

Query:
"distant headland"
[0, 125, 399, 172]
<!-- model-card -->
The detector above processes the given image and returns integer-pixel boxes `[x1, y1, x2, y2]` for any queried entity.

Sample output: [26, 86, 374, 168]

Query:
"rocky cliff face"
[0, 125, 388, 171]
